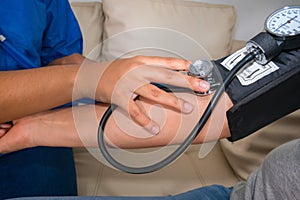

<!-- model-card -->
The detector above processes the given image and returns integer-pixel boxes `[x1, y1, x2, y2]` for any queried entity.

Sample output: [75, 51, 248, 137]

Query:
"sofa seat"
[74, 141, 239, 196]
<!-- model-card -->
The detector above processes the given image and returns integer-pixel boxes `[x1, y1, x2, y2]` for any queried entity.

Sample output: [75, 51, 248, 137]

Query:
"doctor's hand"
[79, 56, 210, 134]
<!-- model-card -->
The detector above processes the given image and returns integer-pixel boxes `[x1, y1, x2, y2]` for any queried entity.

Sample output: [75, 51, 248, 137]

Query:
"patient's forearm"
[3, 92, 232, 153]
[102, 93, 232, 148]
[0, 92, 232, 153]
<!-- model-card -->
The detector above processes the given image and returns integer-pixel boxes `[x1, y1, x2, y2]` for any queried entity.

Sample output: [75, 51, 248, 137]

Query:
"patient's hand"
[0, 93, 232, 153]
[0, 107, 84, 153]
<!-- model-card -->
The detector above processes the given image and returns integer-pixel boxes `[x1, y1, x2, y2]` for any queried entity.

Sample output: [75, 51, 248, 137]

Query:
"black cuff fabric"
[215, 49, 300, 141]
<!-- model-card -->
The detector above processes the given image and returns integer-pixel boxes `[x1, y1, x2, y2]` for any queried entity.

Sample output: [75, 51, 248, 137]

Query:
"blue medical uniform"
[0, 0, 83, 199]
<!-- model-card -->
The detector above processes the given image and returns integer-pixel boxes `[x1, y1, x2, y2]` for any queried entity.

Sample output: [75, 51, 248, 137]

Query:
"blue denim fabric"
[0, 147, 77, 199]
[8, 185, 232, 200]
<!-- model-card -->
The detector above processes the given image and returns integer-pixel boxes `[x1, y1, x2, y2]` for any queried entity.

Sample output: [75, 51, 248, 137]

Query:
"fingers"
[187, 75, 210, 93]
[0, 128, 14, 153]
[0, 122, 13, 138]
[136, 84, 194, 114]
[107, 56, 210, 136]
[137, 56, 211, 92]
[118, 98, 160, 135]
[0, 123, 12, 129]
[116, 84, 194, 136]
[134, 56, 191, 71]
[140, 65, 210, 93]
[112, 56, 209, 135]
[0, 134, 20, 154]
[0, 122, 33, 154]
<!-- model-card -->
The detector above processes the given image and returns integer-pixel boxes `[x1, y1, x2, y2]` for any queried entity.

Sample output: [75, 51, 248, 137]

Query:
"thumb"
[0, 125, 31, 154]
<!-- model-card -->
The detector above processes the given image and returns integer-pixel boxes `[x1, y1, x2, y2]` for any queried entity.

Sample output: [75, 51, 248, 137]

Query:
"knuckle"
[139, 117, 150, 127]
[150, 87, 162, 97]
[130, 108, 141, 119]
[165, 57, 190, 69]
[164, 70, 174, 80]
[129, 107, 149, 126]
[187, 76, 198, 88]
[169, 97, 180, 108]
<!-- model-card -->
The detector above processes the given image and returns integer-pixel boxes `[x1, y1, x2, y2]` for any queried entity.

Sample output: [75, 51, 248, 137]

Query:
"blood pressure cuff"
[215, 49, 300, 142]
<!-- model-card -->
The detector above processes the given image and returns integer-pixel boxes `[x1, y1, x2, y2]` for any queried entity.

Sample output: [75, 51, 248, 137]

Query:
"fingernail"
[199, 81, 210, 90]
[179, 99, 193, 113]
[145, 123, 160, 135]
[150, 124, 160, 135]
[0, 124, 11, 129]
[182, 102, 194, 113]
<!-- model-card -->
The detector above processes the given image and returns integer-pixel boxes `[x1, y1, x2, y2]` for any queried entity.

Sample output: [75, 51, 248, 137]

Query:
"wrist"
[73, 60, 108, 101]
[49, 53, 85, 65]
[192, 92, 232, 143]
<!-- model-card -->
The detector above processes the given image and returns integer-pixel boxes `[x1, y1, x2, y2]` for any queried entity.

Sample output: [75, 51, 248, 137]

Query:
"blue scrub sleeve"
[41, 0, 83, 66]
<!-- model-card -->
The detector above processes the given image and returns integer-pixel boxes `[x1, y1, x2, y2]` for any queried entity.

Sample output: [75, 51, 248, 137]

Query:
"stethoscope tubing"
[97, 50, 259, 174]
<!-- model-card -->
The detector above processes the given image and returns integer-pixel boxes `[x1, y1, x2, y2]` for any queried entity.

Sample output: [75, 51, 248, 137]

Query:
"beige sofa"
[70, 0, 300, 197]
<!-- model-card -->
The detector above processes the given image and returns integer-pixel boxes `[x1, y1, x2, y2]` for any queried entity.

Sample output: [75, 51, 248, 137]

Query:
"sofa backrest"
[70, 0, 300, 41]
[71, 0, 237, 61]
[70, 0, 300, 182]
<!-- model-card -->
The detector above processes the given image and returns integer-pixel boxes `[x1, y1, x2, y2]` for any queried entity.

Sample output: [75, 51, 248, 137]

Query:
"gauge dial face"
[265, 6, 300, 37]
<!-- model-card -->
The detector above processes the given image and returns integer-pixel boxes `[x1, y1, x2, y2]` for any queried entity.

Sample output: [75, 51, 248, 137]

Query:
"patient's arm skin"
[0, 92, 232, 153]
[0, 55, 209, 133]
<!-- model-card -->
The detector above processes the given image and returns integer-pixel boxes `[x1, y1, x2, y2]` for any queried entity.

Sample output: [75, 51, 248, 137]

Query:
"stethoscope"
[97, 6, 300, 174]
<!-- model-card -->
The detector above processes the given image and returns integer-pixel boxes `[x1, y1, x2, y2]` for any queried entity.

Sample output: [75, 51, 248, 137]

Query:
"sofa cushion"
[74, 142, 239, 196]
[220, 109, 300, 180]
[102, 0, 236, 61]
[71, 2, 104, 60]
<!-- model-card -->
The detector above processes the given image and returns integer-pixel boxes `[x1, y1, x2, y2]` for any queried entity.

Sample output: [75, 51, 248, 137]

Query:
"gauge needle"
[275, 16, 298, 31]
[287, 15, 300, 23]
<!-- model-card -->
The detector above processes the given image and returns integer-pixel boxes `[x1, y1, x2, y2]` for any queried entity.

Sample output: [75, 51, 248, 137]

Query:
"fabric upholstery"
[69, 0, 300, 197]
[71, 2, 104, 60]
[71, 0, 240, 196]
[74, 143, 239, 196]
[102, 0, 236, 61]
[220, 109, 300, 180]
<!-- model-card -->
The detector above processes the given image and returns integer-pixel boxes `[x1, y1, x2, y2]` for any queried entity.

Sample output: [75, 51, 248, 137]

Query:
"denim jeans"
[0, 147, 77, 199]
[9, 185, 232, 200]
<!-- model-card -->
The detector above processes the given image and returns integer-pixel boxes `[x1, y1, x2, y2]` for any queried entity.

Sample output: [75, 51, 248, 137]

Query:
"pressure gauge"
[247, 6, 300, 64]
[265, 6, 300, 36]
[264, 6, 300, 49]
